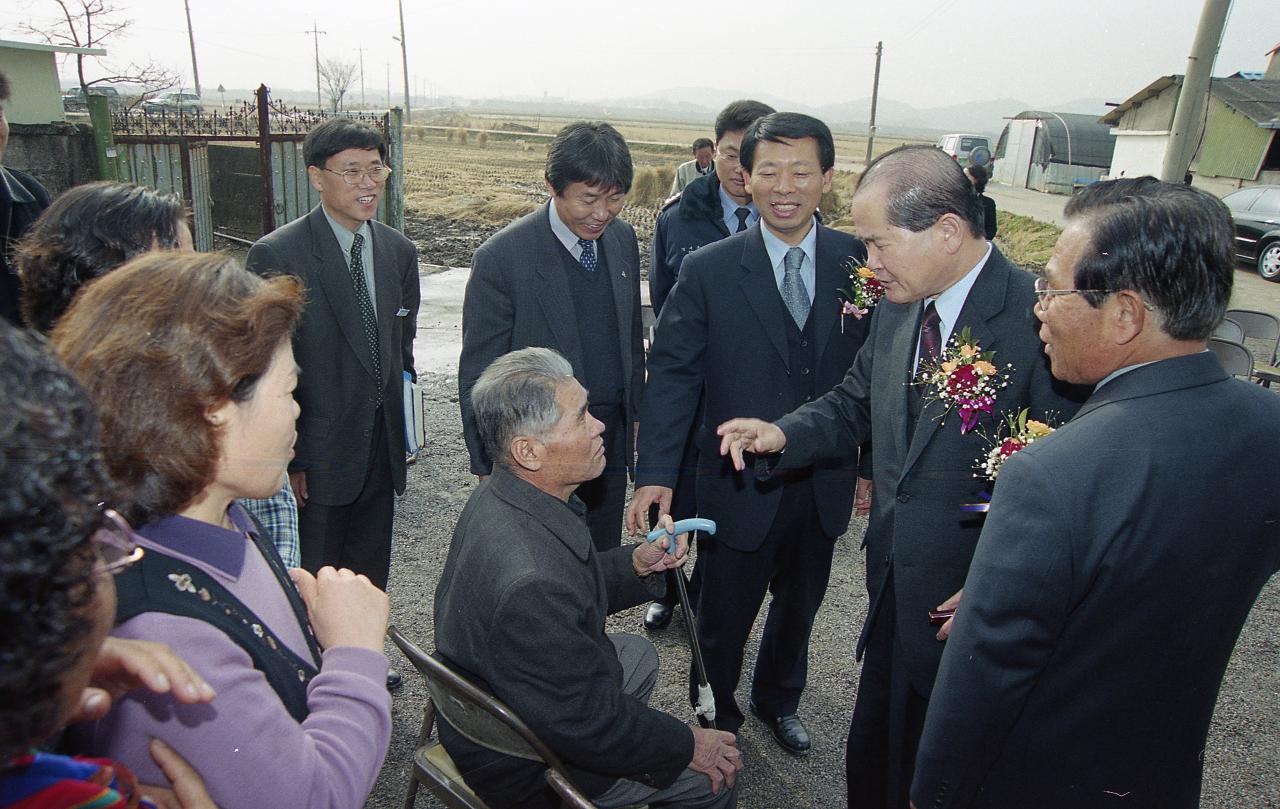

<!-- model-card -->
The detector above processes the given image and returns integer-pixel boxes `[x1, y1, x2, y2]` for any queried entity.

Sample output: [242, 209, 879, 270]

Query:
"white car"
[143, 92, 204, 115]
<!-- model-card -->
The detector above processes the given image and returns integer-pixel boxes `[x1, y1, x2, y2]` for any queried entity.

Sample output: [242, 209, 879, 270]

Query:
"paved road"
[986, 182, 1069, 226]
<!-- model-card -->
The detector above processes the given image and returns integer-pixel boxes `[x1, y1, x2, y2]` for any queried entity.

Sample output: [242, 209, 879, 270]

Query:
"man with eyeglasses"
[715, 145, 1084, 808]
[909, 177, 1280, 809]
[247, 118, 419, 668]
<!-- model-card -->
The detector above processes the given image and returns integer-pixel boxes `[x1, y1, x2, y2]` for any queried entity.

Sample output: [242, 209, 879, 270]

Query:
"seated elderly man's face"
[537, 378, 606, 489]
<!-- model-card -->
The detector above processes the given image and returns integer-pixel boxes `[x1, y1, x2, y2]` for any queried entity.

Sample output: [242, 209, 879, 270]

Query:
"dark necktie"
[918, 300, 942, 367]
[734, 207, 751, 233]
[349, 232, 382, 404]
[781, 247, 811, 329]
[577, 238, 597, 272]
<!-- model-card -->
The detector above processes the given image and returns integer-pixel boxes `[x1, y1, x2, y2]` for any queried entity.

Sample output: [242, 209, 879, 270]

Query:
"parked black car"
[61, 86, 122, 112]
[1222, 185, 1280, 281]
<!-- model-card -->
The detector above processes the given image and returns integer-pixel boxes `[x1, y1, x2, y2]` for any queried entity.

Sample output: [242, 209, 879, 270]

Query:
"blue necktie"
[781, 247, 810, 328]
[577, 238, 597, 272]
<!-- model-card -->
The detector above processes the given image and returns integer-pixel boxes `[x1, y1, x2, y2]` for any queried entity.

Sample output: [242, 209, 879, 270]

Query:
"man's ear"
[1109, 290, 1148, 346]
[307, 165, 325, 194]
[509, 435, 543, 473]
[934, 213, 966, 256]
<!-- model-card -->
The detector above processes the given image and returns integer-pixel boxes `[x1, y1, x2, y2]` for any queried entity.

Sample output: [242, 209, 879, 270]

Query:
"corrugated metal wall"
[1196, 97, 1272, 181]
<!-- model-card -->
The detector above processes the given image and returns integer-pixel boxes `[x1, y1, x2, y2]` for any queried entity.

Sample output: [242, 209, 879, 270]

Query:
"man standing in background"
[0, 71, 51, 326]
[460, 121, 644, 552]
[670, 137, 715, 195]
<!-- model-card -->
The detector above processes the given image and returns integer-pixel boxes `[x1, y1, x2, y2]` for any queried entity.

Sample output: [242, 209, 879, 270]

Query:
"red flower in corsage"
[916, 326, 1010, 433]
[838, 257, 884, 332]
[976, 408, 1056, 482]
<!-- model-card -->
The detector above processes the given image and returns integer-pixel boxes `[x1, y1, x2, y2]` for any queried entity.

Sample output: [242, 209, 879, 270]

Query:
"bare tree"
[319, 56, 358, 112]
[20, 0, 179, 101]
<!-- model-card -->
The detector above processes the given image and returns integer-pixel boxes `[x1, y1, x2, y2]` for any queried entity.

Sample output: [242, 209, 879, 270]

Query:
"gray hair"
[856, 144, 985, 238]
[472, 347, 575, 465]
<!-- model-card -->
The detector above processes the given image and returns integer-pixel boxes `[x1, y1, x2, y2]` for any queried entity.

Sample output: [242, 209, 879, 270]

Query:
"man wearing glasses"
[247, 118, 419, 619]
[715, 145, 1083, 808]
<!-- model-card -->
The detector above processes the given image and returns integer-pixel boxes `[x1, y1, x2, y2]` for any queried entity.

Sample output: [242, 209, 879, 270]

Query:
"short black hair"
[1063, 177, 1233, 341]
[303, 117, 387, 168]
[0, 321, 110, 761]
[692, 137, 713, 152]
[740, 112, 835, 174]
[0, 70, 10, 102]
[966, 163, 990, 193]
[544, 121, 633, 196]
[18, 182, 188, 334]
[714, 99, 776, 143]
[856, 144, 985, 238]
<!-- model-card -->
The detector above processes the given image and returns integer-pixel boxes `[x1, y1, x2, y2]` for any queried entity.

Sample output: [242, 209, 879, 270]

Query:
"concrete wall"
[0, 46, 64, 124]
[5, 122, 96, 194]
[1193, 169, 1280, 198]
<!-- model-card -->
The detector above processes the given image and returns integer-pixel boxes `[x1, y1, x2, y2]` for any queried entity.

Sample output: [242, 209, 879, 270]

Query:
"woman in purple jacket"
[56, 251, 393, 809]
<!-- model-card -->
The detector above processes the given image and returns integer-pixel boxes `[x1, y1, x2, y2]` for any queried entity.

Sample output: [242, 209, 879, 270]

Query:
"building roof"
[0, 38, 105, 56]
[1102, 75, 1280, 130]
[1002, 110, 1116, 168]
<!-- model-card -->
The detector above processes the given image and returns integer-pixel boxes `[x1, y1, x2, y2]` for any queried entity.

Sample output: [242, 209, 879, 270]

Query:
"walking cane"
[646, 518, 718, 729]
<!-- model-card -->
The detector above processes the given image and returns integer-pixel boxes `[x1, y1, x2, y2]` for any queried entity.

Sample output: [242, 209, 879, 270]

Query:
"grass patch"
[994, 211, 1061, 270]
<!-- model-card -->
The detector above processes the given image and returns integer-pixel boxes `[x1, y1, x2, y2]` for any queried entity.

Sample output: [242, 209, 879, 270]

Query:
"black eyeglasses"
[323, 165, 392, 186]
[93, 507, 144, 575]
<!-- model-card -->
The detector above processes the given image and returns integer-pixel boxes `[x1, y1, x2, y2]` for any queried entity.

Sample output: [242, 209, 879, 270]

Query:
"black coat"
[459, 203, 644, 475]
[246, 206, 420, 504]
[913, 352, 1280, 808]
[434, 466, 691, 808]
[637, 223, 870, 550]
[648, 171, 730, 315]
[0, 165, 51, 325]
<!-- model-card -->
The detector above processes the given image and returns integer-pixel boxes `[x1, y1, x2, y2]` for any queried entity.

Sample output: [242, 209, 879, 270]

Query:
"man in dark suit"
[459, 121, 643, 552]
[629, 113, 871, 753]
[246, 118, 419, 592]
[0, 70, 52, 326]
[911, 179, 1280, 809]
[716, 145, 1083, 806]
[642, 98, 775, 633]
[436, 347, 740, 809]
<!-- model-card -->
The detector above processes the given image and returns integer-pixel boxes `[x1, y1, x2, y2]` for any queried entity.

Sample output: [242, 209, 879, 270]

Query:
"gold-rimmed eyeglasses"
[93, 507, 144, 575]
[1033, 276, 1113, 308]
[323, 165, 392, 186]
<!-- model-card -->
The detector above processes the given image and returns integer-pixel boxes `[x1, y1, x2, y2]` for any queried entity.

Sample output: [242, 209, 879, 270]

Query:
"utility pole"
[305, 21, 326, 110]
[865, 41, 883, 168]
[385, 62, 391, 108]
[356, 46, 366, 107]
[1161, 0, 1231, 183]
[183, 0, 202, 97]
[397, 0, 411, 121]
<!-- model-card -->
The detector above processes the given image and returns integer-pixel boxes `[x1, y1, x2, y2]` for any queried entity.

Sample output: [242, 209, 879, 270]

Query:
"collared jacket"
[0, 165, 51, 325]
[648, 171, 731, 315]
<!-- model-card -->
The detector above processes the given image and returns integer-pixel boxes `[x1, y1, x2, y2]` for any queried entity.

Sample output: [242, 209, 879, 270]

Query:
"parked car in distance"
[62, 86, 122, 112]
[935, 133, 991, 167]
[1222, 185, 1280, 281]
[143, 92, 204, 115]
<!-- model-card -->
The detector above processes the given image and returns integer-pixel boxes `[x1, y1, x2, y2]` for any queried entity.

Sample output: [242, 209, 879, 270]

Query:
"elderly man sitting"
[434, 347, 741, 809]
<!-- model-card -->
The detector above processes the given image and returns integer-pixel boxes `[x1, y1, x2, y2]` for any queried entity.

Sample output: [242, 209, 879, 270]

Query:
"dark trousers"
[846, 576, 929, 809]
[577, 403, 629, 552]
[298, 410, 395, 590]
[653, 404, 702, 608]
[691, 480, 835, 733]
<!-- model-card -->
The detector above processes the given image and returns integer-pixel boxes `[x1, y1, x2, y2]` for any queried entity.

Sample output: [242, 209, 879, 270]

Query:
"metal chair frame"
[387, 626, 597, 809]
[1209, 337, 1255, 381]
[1222, 309, 1280, 386]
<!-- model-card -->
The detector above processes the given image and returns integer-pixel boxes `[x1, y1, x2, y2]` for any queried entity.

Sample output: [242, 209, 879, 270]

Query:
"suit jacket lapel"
[532, 203, 584, 372]
[886, 304, 921, 454]
[812, 224, 843, 367]
[738, 227, 790, 369]
[371, 224, 401, 383]
[601, 224, 635, 393]
[308, 207, 378, 381]
[901, 255, 1010, 478]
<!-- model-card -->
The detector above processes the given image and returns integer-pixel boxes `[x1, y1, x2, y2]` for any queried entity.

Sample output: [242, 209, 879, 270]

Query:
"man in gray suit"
[246, 118, 419, 593]
[716, 145, 1083, 808]
[911, 179, 1280, 809]
[459, 121, 644, 552]
[436, 347, 740, 809]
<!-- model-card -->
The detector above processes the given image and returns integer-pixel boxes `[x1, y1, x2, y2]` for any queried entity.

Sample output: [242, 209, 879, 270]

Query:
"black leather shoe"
[386, 669, 404, 692]
[643, 601, 674, 631]
[750, 700, 811, 755]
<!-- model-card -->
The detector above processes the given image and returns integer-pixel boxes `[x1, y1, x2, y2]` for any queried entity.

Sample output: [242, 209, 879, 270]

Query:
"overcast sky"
[2, 0, 1275, 110]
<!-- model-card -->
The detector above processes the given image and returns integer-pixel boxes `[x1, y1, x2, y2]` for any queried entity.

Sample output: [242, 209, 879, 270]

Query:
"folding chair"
[1223, 309, 1280, 386]
[1212, 317, 1244, 343]
[1209, 338, 1255, 381]
[387, 626, 597, 809]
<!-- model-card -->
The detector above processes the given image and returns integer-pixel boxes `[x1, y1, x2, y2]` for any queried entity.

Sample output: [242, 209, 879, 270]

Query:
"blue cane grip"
[646, 518, 718, 548]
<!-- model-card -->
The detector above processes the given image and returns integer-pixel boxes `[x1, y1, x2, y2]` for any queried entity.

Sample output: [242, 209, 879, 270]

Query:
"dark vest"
[560, 243, 624, 406]
[783, 302, 818, 411]
[114, 515, 321, 722]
